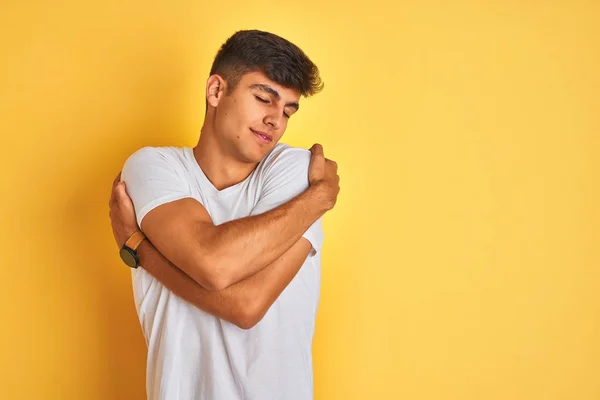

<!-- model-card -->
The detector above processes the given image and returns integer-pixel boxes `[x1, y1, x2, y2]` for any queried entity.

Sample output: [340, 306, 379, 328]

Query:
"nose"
[263, 111, 282, 130]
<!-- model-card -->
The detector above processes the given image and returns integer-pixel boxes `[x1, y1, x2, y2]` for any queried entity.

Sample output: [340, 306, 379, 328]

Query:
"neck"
[193, 123, 258, 191]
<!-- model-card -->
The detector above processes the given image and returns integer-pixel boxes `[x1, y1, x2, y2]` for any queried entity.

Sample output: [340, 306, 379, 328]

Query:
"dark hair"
[209, 29, 324, 97]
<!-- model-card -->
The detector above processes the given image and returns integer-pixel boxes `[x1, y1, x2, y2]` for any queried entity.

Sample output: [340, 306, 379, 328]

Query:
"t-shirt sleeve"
[250, 148, 324, 257]
[120, 147, 193, 228]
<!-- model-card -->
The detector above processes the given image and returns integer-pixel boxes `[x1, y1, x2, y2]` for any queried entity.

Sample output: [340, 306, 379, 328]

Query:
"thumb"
[310, 143, 324, 158]
[118, 181, 128, 197]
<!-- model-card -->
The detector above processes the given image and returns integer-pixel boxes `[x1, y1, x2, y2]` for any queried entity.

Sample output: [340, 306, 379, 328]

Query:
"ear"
[206, 74, 227, 107]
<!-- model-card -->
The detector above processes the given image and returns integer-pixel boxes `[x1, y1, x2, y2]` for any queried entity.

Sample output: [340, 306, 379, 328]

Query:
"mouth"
[250, 129, 273, 144]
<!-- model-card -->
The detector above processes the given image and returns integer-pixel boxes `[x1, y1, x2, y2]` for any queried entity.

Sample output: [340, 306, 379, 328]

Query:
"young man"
[108, 30, 340, 399]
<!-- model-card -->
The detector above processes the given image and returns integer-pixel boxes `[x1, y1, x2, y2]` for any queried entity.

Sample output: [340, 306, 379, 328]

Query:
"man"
[108, 29, 340, 399]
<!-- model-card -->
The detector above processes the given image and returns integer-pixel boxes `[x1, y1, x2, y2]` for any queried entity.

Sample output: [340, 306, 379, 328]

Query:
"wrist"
[303, 185, 329, 216]
[118, 227, 138, 248]
[119, 230, 147, 269]
[122, 230, 146, 249]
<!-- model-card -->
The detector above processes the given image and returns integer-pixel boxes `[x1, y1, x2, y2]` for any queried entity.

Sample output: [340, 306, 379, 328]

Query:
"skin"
[108, 70, 340, 329]
[195, 71, 302, 190]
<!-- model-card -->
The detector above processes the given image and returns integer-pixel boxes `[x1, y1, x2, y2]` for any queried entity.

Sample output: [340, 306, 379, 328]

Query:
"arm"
[109, 159, 326, 329]
[133, 237, 313, 329]
[122, 145, 338, 291]
[139, 187, 325, 291]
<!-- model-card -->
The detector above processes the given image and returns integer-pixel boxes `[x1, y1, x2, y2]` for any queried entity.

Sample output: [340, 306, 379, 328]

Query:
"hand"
[308, 143, 340, 211]
[108, 172, 139, 248]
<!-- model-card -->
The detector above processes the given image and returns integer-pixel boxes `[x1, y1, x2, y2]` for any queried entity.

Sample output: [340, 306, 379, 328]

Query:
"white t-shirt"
[121, 143, 324, 400]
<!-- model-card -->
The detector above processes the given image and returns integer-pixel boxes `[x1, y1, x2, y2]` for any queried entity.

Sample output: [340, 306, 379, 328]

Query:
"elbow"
[191, 253, 233, 291]
[207, 278, 230, 292]
[195, 245, 241, 291]
[200, 278, 225, 292]
[235, 317, 256, 331]
[196, 269, 230, 291]
[234, 298, 266, 330]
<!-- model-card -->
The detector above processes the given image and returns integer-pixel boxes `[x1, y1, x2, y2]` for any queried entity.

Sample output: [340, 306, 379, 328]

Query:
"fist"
[108, 172, 139, 248]
[308, 143, 340, 211]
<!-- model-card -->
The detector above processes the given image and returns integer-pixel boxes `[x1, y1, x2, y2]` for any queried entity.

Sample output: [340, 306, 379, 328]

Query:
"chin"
[237, 147, 265, 164]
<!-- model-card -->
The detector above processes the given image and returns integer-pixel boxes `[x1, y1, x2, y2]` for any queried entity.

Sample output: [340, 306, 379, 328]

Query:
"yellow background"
[1, 0, 598, 399]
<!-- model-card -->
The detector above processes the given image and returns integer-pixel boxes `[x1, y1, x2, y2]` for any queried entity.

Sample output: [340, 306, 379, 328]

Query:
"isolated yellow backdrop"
[1, 1, 598, 399]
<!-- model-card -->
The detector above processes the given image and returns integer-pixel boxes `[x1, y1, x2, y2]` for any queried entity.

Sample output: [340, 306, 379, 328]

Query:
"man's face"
[212, 71, 301, 164]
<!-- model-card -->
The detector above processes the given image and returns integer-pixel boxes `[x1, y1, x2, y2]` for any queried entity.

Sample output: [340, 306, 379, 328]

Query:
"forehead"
[239, 71, 301, 101]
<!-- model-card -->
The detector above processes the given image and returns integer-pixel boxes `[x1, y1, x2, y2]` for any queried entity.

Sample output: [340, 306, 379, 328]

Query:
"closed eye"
[255, 95, 291, 118]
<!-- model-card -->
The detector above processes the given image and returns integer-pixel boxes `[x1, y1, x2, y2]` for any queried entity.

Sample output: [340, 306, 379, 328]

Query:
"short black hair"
[209, 29, 324, 97]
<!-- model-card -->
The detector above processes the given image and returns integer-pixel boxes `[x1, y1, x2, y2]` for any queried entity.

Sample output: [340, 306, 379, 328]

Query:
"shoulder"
[123, 146, 185, 173]
[122, 146, 189, 184]
[261, 143, 311, 174]
[124, 146, 185, 167]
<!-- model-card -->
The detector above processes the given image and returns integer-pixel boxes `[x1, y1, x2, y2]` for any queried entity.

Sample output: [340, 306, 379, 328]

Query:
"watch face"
[120, 247, 138, 268]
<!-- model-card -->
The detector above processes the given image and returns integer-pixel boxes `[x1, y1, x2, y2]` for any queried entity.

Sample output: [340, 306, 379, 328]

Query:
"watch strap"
[125, 230, 146, 251]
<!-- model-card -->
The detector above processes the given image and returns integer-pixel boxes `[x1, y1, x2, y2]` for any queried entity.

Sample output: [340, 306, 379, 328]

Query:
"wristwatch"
[119, 230, 147, 269]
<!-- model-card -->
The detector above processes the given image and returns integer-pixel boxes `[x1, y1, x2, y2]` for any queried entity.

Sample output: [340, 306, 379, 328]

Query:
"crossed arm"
[129, 189, 325, 330]
[134, 226, 313, 329]
[111, 145, 338, 330]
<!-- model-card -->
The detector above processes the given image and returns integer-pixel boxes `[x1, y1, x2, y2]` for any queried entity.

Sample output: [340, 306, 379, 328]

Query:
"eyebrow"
[249, 84, 300, 111]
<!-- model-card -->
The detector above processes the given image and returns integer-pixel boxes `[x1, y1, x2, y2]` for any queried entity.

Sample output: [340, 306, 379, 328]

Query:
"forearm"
[207, 185, 325, 288]
[136, 239, 252, 326]
[136, 238, 308, 329]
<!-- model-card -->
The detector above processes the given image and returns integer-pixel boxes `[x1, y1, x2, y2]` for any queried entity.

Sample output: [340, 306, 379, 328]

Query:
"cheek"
[222, 97, 269, 133]
[277, 119, 289, 135]
[218, 105, 244, 133]
[248, 95, 276, 118]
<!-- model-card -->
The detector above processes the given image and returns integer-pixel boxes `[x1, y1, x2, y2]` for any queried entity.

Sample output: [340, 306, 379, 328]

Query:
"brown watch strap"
[125, 230, 147, 251]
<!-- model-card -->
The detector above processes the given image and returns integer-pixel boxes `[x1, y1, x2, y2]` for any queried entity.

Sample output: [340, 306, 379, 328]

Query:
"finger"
[116, 182, 133, 205]
[310, 143, 324, 158]
[325, 159, 338, 172]
[115, 182, 125, 198]
[119, 181, 128, 196]
[112, 172, 121, 191]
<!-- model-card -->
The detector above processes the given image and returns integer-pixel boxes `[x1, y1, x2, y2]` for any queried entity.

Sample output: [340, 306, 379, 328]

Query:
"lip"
[250, 129, 273, 144]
